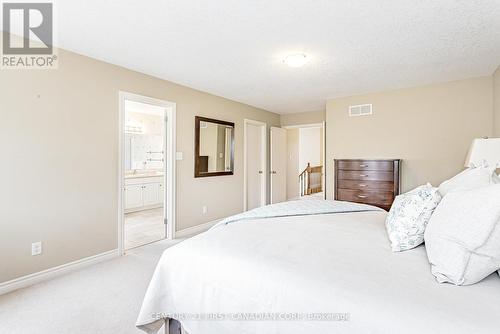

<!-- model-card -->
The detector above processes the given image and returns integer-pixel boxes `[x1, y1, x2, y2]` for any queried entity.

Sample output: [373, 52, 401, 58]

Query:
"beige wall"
[199, 122, 219, 171]
[280, 110, 325, 127]
[299, 127, 322, 171]
[326, 76, 494, 199]
[0, 47, 279, 283]
[286, 129, 299, 199]
[494, 66, 500, 136]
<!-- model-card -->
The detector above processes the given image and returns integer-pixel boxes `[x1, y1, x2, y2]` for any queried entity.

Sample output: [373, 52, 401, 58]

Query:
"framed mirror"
[195, 116, 235, 177]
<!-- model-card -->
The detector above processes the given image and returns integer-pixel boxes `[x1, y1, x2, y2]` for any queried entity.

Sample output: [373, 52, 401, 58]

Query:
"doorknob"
[270, 171, 277, 174]
[258, 171, 263, 174]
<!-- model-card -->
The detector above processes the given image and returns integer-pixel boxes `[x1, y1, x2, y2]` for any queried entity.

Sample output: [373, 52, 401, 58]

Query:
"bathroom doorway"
[118, 92, 176, 253]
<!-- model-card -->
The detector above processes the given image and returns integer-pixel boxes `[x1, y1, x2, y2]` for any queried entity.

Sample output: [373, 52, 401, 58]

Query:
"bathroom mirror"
[195, 116, 234, 177]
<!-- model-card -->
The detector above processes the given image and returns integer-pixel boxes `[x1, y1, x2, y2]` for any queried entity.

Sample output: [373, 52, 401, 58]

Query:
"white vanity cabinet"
[143, 183, 161, 206]
[124, 184, 143, 210]
[124, 176, 163, 212]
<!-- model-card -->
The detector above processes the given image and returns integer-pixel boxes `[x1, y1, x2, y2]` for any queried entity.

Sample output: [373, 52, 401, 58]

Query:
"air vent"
[349, 104, 372, 117]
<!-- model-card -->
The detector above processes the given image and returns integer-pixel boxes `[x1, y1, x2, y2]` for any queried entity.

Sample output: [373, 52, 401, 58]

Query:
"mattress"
[137, 211, 500, 334]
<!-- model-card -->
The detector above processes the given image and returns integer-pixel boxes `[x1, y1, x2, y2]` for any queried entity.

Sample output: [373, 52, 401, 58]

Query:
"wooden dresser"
[334, 159, 401, 211]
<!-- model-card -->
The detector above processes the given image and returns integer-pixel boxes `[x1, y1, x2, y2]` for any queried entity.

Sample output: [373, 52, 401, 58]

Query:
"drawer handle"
[360, 174, 368, 177]
[359, 164, 367, 167]
[359, 184, 367, 187]
[357, 195, 367, 198]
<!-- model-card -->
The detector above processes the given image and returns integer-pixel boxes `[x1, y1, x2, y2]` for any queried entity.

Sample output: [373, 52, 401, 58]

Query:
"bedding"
[438, 166, 496, 196]
[385, 184, 441, 252]
[424, 184, 500, 285]
[137, 202, 500, 334]
[216, 199, 383, 227]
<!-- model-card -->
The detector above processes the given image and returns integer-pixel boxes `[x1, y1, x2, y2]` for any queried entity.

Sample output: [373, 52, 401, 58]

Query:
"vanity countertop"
[125, 172, 164, 179]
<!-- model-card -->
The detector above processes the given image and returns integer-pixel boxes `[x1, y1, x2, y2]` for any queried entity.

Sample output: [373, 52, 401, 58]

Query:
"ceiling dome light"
[283, 53, 309, 68]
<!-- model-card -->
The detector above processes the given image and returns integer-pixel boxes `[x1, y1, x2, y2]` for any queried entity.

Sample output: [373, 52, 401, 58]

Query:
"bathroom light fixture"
[283, 53, 309, 68]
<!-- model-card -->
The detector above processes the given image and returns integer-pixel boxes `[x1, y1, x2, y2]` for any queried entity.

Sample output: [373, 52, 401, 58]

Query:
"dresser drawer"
[337, 170, 394, 182]
[337, 160, 394, 171]
[337, 179, 394, 192]
[338, 189, 394, 206]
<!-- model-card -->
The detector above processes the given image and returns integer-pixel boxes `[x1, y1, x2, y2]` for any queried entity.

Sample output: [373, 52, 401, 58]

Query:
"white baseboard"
[175, 219, 220, 238]
[0, 249, 119, 296]
[125, 203, 163, 214]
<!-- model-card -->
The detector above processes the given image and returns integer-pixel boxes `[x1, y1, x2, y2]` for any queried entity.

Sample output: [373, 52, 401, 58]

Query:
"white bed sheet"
[137, 211, 500, 334]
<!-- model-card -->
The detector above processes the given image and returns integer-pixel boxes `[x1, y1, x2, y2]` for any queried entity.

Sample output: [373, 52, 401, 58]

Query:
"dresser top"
[334, 158, 401, 161]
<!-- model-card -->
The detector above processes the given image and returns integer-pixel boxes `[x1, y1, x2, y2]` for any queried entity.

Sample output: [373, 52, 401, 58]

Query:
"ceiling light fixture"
[283, 53, 309, 68]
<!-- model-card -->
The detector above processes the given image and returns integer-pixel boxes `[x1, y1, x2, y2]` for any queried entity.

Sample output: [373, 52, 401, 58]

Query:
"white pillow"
[424, 184, 500, 285]
[438, 166, 496, 197]
[493, 171, 500, 184]
[385, 184, 442, 252]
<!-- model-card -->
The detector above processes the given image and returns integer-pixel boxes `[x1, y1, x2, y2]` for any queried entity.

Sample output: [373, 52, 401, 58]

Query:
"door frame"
[282, 122, 326, 200]
[118, 91, 177, 255]
[243, 119, 267, 211]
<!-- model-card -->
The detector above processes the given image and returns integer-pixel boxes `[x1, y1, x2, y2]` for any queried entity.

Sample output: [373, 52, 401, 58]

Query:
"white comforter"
[137, 208, 500, 334]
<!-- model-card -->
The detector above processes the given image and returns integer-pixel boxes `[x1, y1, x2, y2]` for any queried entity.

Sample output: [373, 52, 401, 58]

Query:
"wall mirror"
[195, 116, 235, 177]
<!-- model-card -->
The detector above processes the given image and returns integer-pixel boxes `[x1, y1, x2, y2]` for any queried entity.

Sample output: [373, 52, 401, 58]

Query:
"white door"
[270, 127, 287, 204]
[124, 185, 143, 209]
[143, 183, 160, 206]
[158, 182, 165, 205]
[245, 121, 266, 210]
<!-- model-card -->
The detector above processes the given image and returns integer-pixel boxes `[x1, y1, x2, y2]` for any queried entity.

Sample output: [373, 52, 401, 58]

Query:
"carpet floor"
[0, 238, 184, 333]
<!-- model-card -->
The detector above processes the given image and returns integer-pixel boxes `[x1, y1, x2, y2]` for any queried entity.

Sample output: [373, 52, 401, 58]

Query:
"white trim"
[243, 119, 268, 211]
[282, 122, 323, 129]
[175, 219, 221, 238]
[118, 91, 177, 256]
[322, 121, 327, 200]
[270, 126, 275, 204]
[124, 203, 163, 214]
[0, 249, 119, 296]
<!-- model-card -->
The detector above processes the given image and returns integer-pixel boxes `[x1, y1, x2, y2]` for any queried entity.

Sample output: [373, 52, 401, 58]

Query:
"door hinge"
[164, 218, 168, 225]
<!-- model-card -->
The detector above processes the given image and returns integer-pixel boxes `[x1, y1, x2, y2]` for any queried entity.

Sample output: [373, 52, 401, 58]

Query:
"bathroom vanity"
[124, 173, 164, 212]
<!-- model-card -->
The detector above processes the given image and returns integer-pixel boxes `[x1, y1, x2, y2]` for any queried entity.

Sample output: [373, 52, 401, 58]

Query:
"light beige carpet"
[0, 238, 184, 333]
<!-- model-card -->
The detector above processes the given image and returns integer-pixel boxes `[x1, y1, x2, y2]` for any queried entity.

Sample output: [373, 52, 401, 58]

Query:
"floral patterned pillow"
[385, 184, 442, 252]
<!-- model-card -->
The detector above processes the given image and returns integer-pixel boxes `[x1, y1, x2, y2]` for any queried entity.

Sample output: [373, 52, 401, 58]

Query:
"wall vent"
[349, 104, 372, 117]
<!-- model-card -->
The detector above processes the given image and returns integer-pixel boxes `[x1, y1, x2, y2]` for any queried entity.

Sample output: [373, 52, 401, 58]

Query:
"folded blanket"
[212, 199, 382, 228]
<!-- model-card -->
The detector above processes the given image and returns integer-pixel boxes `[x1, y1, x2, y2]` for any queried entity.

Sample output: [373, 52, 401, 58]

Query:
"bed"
[136, 200, 500, 334]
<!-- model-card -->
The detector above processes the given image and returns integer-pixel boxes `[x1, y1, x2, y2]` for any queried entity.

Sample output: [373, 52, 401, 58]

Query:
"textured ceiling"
[57, 0, 500, 114]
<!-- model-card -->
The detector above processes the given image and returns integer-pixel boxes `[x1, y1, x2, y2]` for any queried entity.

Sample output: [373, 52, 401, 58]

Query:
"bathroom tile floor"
[125, 208, 165, 249]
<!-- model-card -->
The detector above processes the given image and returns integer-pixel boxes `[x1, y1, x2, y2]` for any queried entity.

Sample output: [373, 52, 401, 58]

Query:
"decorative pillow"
[385, 184, 442, 252]
[424, 184, 500, 285]
[438, 166, 496, 197]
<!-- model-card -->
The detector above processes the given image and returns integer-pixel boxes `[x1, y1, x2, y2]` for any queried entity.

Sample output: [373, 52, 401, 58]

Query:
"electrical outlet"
[202, 206, 208, 214]
[32, 242, 42, 256]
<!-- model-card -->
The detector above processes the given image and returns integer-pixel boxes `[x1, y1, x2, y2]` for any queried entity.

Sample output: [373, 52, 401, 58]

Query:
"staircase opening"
[284, 124, 325, 201]
[299, 163, 323, 197]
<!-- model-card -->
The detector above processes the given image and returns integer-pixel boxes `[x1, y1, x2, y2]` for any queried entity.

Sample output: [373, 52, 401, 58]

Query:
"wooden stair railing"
[299, 163, 323, 196]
